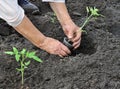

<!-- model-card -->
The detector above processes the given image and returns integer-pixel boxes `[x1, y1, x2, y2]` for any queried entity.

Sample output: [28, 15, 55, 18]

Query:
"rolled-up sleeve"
[42, 0, 65, 3]
[0, 0, 25, 27]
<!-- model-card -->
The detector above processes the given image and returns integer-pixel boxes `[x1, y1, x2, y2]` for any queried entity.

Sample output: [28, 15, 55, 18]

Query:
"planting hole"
[71, 34, 97, 55]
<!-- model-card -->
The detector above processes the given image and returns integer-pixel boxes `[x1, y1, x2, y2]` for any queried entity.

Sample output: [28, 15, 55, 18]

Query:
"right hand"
[62, 21, 82, 49]
[39, 37, 71, 57]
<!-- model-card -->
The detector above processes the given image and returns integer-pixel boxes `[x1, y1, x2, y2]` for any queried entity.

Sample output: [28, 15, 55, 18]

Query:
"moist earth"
[0, 0, 120, 89]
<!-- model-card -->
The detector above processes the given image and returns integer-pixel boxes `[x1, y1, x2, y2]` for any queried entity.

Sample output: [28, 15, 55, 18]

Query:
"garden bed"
[0, 0, 120, 89]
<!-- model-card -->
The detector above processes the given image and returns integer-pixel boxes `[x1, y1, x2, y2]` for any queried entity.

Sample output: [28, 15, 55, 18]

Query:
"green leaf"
[13, 47, 18, 54]
[81, 29, 87, 34]
[32, 56, 43, 63]
[90, 7, 94, 14]
[90, 7, 100, 16]
[25, 60, 31, 66]
[94, 7, 99, 12]
[86, 7, 89, 13]
[25, 51, 29, 58]
[16, 68, 22, 72]
[21, 63, 25, 67]
[100, 14, 105, 17]
[24, 66, 28, 69]
[53, 12, 56, 16]
[27, 51, 36, 58]
[15, 54, 20, 62]
[4, 51, 14, 55]
[50, 18, 55, 23]
[20, 48, 26, 55]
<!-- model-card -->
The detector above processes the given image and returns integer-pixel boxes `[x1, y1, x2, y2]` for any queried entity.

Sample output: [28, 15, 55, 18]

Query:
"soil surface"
[0, 0, 120, 89]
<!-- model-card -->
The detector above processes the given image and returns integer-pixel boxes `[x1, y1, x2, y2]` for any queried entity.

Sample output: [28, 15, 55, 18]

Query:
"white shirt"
[0, 0, 65, 27]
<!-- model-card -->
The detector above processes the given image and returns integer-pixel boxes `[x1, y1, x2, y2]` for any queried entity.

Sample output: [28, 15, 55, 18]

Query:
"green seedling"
[5, 47, 43, 85]
[63, 7, 104, 49]
[50, 13, 57, 23]
[80, 7, 104, 33]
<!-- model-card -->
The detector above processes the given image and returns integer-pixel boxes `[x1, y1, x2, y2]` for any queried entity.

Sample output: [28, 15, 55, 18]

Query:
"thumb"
[67, 30, 74, 39]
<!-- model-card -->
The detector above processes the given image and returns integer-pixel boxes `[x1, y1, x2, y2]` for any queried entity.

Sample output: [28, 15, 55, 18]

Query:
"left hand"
[62, 21, 82, 49]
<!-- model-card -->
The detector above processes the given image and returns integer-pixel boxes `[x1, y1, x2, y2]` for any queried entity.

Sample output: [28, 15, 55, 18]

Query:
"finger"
[72, 37, 81, 46]
[74, 42, 80, 49]
[61, 44, 71, 54]
[57, 44, 69, 57]
[73, 39, 81, 47]
[73, 39, 81, 49]
[60, 49, 68, 57]
[67, 29, 75, 40]
[57, 48, 64, 57]
[62, 48, 71, 56]
[74, 42, 81, 49]
[59, 54, 63, 58]
[72, 31, 82, 42]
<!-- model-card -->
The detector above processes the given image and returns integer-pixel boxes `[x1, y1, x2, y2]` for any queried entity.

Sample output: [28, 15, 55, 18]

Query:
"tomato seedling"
[63, 7, 104, 50]
[5, 47, 43, 85]
[80, 7, 104, 33]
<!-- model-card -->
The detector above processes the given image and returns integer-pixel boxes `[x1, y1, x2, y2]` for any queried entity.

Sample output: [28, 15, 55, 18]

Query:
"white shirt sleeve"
[0, 0, 25, 27]
[42, 0, 65, 3]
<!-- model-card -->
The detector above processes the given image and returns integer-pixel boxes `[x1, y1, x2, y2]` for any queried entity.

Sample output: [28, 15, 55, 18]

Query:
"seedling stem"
[5, 47, 43, 85]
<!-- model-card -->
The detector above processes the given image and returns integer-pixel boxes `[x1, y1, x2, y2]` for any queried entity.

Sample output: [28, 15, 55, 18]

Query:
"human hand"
[39, 37, 71, 57]
[62, 21, 82, 49]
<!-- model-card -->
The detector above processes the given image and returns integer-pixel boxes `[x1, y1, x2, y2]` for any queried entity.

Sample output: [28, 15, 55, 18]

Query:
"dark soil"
[0, 0, 120, 89]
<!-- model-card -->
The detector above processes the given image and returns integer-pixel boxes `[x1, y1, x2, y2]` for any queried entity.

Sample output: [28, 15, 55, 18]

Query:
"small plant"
[5, 47, 43, 85]
[63, 7, 104, 50]
[80, 6, 104, 33]
[50, 13, 57, 23]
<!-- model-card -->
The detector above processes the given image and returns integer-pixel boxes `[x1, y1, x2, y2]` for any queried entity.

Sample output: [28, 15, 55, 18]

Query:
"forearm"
[49, 2, 74, 26]
[14, 16, 46, 47]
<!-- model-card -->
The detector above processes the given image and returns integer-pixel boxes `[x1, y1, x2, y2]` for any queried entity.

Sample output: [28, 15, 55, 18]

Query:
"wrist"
[35, 35, 47, 48]
[60, 19, 73, 26]
[61, 19, 75, 29]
